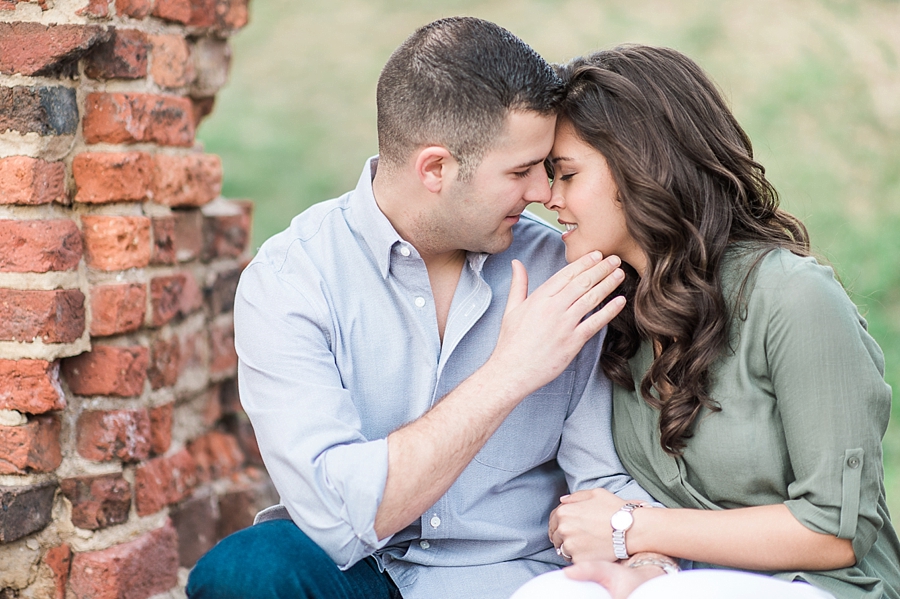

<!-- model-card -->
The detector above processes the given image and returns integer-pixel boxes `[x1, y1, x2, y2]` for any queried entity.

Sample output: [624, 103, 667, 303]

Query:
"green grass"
[199, 0, 900, 514]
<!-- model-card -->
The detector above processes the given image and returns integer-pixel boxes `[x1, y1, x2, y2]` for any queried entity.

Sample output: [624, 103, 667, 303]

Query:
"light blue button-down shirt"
[234, 157, 652, 598]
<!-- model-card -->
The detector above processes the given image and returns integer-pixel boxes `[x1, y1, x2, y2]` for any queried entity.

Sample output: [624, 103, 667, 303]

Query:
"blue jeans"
[187, 520, 402, 599]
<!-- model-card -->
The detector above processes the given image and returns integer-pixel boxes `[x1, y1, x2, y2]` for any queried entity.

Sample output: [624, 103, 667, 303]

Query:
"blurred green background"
[198, 0, 900, 515]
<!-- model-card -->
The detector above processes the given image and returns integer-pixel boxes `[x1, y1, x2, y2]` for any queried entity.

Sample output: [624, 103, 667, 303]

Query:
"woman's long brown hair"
[556, 46, 810, 455]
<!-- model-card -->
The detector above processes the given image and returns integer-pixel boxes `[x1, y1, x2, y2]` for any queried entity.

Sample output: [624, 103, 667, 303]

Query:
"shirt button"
[414, 297, 426, 308]
[430, 516, 441, 528]
[848, 457, 861, 469]
[419, 540, 430, 549]
[400, 246, 411, 257]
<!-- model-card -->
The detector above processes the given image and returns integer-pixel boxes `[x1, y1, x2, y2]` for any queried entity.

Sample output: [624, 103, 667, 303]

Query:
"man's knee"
[187, 520, 338, 599]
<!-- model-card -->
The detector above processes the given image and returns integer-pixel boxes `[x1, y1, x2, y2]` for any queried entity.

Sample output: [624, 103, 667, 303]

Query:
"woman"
[513, 46, 900, 598]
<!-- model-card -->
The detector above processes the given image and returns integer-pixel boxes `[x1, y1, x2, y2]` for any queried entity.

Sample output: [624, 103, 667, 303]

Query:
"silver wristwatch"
[610, 502, 649, 559]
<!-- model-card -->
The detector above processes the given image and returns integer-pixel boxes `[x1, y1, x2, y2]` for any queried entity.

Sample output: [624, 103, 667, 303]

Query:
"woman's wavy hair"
[555, 45, 810, 454]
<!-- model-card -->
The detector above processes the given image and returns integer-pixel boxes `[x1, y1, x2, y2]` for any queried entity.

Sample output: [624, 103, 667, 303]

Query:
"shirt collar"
[347, 156, 490, 279]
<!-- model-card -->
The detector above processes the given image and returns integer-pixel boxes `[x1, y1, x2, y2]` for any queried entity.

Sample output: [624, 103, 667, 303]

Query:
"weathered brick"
[207, 267, 241, 314]
[0, 86, 78, 135]
[44, 544, 72, 599]
[75, 409, 151, 462]
[152, 154, 222, 207]
[0, 219, 82, 273]
[170, 492, 217, 567]
[208, 320, 237, 376]
[73, 151, 153, 204]
[148, 402, 173, 454]
[60, 474, 131, 530]
[202, 386, 222, 425]
[150, 274, 185, 327]
[149, 34, 194, 88]
[218, 0, 249, 29]
[0, 289, 85, 344]
[89, 283, 147, 337]
[0, 415, 62, 474]
[218, 377, 240, 414]
[115, 0, 151, 18]
[0, 23, 108, 76]
[180, 269, 204, 316]
[179, 329, 208, 373]
[173, 209, 203, 262]
[151, 216, 176, 265]
[0, 157, 66, 205]
[83, 92, 194, 147]
[151, 0, 189, 23]
[84, 29, 148, 80]
[69, 521, 178, 599]
[77, 0, 110, 17]
[134, 449, 198, 516]
[216, 486, 258, 540]
[191, 96, 216, 128]
[81, 215, 151, 271]
[0, 359, 65, 414]
[63, 345, 148, 397]
[201, 199, 251, 261]
[224, 412, 262, 466]
[188, 430, 243, 483]
[0, 481, 57, 542]
[191, 37, 231, 97]
[148, 335, 180, 390]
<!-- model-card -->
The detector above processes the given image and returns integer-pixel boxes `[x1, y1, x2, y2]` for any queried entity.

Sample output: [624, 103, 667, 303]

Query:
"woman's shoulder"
[724, 245, 842, 300]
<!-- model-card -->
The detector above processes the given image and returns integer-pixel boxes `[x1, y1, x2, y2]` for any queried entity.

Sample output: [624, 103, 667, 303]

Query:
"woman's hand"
[549, 488, 628, 563]
[565, 561, 664, 599]
[487, 251, 626, 399]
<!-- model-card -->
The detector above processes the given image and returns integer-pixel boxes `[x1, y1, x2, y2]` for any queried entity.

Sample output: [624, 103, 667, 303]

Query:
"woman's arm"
[549, 488, 855, 570]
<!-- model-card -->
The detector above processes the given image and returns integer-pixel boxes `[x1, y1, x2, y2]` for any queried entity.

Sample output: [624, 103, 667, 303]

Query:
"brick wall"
[0, 1, 276, 596]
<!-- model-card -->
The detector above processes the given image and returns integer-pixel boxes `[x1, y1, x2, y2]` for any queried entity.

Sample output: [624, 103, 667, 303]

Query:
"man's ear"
[415, 146, 457, 194]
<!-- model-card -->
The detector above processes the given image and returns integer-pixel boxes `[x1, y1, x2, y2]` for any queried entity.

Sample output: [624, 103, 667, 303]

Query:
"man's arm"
[374, 252, 625, 538]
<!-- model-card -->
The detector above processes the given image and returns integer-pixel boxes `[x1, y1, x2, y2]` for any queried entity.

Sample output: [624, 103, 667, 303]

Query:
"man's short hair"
[376, 17, 564, 180]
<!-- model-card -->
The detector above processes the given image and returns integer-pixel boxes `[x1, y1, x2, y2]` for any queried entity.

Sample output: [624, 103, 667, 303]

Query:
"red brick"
[180, 329, 208, 373]
[149, 274, 185, 327]
[44, 544, 72, 599]
[173, 209, 203, 261]
[149, 402, 173, 454]
[209, 320, 237, 376]
[0, 157, 66, 205]
[0, 289, 85, 344]
[202, 386, 222, 425]
[188, 430, 243, 483]
[170, 492, 217, 567]
[149, 34, 194, 88]
[115, 0, 151, 18]
[60, 474, 131, 529]
[84, 29, 147, 80]
[207, 266, 241, 314]
[0, 359, 65, 414]
[201, 200, 251, 261]
[225, 412, 262, 466]
[83, 93, 195, 147]
[191, 96, 216, 128]
[0, 86, 79, 136]
[0, 23, 108, 76]
[75, 409, 151, 462]
[151, 216, 176, 265]
[69, 521, 178, 599]
[89, 283, 147, 337]
[218, 377, 240, 414]
[218, 0, 249, 29]
[148, 336, 180, 390]
[0, 481, 57, 542]
[0, 415, 62, 474]
[152, 154, 221, 207]
[0, 219, 82, 273]
[152, 0, 189, 22]
[134, 449, 198, 515]
[191, 37, 231, 96]
[216, 486, 258, 539]
[181, 269, 203, 316]
[73, 152, 152, 204]
[81, 215, 152, 271]
[78, 0, 110, 17]
[62, 345, 148, 397]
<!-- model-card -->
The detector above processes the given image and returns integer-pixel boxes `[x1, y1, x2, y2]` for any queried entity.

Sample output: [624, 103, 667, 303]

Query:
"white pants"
[510, 569, 836, 599]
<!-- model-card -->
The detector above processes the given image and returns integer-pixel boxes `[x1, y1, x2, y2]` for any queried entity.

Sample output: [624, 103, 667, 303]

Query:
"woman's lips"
[561, 222, 577, 240]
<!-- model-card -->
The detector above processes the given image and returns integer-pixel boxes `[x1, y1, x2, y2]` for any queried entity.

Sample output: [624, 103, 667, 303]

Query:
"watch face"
[610, 510, 635, 531]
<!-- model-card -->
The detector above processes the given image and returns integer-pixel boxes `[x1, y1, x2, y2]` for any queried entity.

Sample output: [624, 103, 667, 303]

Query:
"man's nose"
[524, 171, 552, 204]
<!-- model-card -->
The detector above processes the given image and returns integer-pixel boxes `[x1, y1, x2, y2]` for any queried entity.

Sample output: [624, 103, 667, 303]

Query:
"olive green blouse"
[612, 247, 900, 599]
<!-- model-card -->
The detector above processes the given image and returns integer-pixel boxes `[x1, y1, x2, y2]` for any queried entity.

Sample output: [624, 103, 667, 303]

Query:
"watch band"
[610, 502, 650, 560]
[628, 556, 681, 575]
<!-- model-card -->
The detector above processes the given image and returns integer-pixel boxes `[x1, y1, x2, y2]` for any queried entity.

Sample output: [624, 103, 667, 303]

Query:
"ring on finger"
[556, 544, 572, 561]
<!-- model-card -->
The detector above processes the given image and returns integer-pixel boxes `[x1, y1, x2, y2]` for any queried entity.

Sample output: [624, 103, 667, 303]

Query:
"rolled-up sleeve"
[763, 254, 891, 562]
[234, 259, 391, 569]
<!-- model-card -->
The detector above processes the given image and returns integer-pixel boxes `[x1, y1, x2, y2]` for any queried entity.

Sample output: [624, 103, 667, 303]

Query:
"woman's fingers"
[538, 250, 605, 297]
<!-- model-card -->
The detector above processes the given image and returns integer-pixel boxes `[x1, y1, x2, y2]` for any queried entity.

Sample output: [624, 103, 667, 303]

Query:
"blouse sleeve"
[759, 251, 892, 562]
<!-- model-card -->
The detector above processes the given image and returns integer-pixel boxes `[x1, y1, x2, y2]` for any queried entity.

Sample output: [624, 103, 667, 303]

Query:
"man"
[188, 17, 651, 599]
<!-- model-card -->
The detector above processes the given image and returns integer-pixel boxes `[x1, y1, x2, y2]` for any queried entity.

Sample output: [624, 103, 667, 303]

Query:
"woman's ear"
[415, 146, 457, 193]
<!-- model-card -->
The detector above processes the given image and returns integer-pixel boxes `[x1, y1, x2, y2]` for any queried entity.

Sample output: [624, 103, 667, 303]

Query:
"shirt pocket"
[473, 370, 575, 473]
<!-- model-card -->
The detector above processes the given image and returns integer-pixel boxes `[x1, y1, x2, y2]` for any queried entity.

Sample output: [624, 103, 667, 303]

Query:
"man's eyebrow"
[547, 156, 574, 164]
[511, 158, 547, 170]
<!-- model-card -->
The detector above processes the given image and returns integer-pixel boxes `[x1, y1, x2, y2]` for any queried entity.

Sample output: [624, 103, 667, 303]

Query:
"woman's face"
[545, 121, 644, 272]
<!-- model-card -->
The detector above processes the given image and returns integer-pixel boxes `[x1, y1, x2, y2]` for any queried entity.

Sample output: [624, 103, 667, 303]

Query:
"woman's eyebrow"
[548, 156, 574, 164]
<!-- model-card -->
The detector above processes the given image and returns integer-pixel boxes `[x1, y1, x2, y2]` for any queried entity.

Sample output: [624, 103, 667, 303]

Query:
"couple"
[188, 17, 900, 599]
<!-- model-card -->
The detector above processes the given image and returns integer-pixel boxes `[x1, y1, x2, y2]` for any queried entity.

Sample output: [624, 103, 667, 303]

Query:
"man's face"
[438, 110, 556, 255]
